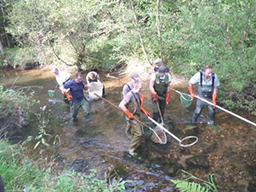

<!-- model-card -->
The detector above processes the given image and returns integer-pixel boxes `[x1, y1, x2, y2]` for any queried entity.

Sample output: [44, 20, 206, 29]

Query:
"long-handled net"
[48, 90, 57, 99]
[170, 88, 193, 108]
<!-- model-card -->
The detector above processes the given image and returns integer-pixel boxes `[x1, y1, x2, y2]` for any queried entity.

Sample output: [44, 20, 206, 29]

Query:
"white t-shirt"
[55, 71, 71, 86]
[189, 72, 220, 87]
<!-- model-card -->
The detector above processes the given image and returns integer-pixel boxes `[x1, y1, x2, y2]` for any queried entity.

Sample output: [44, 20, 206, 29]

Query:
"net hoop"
[179, 136, 198, 147]
[180, 93, 193, 108]
[150, 126, 167, 145]
[48, 90, 57, 99]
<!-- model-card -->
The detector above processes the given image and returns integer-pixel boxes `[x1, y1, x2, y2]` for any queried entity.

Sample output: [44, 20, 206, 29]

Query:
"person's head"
[154, 58, 163, 66]
[203, 66, 212, 79]
[89, 72, 96, 80]
[52, 67, 59, 75]
[130, 73, 142, 93]
[75, 72, 83, 83]
[158, 65, 166, 77]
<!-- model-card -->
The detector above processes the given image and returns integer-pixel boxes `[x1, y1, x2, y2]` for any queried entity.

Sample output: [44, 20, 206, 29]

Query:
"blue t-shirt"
[64, 79, 86, 102]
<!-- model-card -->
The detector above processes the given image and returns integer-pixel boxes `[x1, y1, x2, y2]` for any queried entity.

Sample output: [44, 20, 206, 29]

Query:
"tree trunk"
[156, 0, 163, 59]
[129, 0, 151, 66]
[0, 41, 4, 55]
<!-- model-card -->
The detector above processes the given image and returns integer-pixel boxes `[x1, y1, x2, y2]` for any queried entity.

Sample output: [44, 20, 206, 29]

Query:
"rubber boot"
[187, 113, 200, 126]
[208, 113, 218, 130]
[84, 114, 91, 122]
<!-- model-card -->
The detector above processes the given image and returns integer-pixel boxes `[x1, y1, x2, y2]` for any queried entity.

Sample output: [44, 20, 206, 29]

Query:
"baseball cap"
[130, 72, 139, 79]
[154, 58, 162, 64]
[158, 65, 166, 75]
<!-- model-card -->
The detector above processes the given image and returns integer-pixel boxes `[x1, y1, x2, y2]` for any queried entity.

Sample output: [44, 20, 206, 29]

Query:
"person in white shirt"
[52, 67, 72, 104]
[187, 66, 220, 129]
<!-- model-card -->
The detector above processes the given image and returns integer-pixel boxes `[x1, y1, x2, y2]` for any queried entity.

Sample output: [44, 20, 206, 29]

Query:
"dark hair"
[203, 66, 212, 72]
[75, 72, 82, 78]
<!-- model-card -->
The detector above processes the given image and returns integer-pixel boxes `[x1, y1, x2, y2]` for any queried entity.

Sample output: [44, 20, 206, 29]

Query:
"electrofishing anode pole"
[169, 87, 256, 127]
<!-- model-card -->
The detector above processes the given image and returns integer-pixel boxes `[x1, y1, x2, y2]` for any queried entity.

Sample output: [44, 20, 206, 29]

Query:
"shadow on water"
[1, 69, 256, 191]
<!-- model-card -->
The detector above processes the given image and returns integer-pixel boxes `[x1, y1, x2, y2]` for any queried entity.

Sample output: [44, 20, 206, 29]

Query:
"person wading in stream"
[119, 73, 150, 156]
[86, 71, 105, 96]
[149, 65, 171, 123]
[187, 66, 220, 129]
[52, 67, 72, 104]
[64, 72, 91, 122]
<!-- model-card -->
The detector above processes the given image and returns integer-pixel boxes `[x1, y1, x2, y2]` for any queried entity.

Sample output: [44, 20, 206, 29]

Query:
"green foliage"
[171, 170, 218, 192]
[171, 180, 209, 192]
[3, 0, 256, 113]
[0, 85, 39, 119]
[0, 47, 37, 68]
[0, 140, 127, 192]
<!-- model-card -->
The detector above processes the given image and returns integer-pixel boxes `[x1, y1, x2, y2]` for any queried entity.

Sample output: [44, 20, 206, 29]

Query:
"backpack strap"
[212, 73, 215, 88]
[200, 72, 203, 87]
[125, 83, 132, 92]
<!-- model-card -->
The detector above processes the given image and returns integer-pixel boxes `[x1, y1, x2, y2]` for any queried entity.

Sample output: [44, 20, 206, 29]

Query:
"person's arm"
[119, 99, 134, 119]
[86, 73, 90, 85]
[149, 77, 158, 102]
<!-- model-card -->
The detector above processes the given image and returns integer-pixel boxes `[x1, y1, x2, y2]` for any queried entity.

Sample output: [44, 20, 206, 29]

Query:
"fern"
[171, 180, 209, 192]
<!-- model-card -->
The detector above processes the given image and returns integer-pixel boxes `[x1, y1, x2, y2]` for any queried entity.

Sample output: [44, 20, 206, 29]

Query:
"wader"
[125, 94, 143, 156]
[152, 74, 168, 123]
[191, 73, 215, 124]
[71, 98, 90, 121]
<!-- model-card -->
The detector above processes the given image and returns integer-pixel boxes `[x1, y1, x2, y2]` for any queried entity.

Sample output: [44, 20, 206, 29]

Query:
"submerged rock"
[69, 159, 88, 172]
[185, 154, 209, 169]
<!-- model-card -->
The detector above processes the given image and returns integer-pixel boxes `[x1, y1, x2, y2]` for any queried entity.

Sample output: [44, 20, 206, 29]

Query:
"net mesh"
[150, 126, 167, 144]
[180, 93, 193, 108]
[48, 90, 57, 99]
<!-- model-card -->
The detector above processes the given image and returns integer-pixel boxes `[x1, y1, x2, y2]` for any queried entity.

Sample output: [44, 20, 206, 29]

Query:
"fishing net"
[179, 93, 193, 108]
[150, 125, 167, 144]
[88, 82, 103, 101]
[48, 90, 57, 99]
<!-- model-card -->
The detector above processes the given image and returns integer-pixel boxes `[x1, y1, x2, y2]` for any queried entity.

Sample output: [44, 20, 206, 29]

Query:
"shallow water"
[1, 68, 256, 191]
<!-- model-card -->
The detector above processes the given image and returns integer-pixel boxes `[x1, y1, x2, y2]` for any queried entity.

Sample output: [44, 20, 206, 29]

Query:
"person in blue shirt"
[64, 72, 90, 122]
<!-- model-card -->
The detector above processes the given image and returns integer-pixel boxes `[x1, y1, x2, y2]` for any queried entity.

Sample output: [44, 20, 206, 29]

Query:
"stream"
[1, 68, 256, 192]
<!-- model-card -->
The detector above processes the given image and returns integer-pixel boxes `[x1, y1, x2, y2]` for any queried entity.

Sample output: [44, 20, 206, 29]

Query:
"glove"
[124, 109, 134, 120]
[188, 86, 195, 98]
[212, 93, 217, 108]
[165, 91, 170, 105]
[63, 91, 73, 100]
[139, 95, 150, 117]
[152, 93, 158, 102]
[84, 85, 89, 90]
[141, 108, 150, 117]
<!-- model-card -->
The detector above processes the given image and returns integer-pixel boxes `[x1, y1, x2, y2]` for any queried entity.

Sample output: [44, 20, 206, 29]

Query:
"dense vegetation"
[0, 0, 255, 112]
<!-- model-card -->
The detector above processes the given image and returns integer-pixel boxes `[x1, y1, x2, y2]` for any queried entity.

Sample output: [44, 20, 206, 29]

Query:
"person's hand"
[188, 86, 195, 98]
[165, 91, 170, 105]
[141, 108, 150, 117]
[64, 91, 73, 100]
[84, 85, 89, 90]
[152, 93, 158, 102]
[124, 109, 134, 119]
[212, 93, 217, 108]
